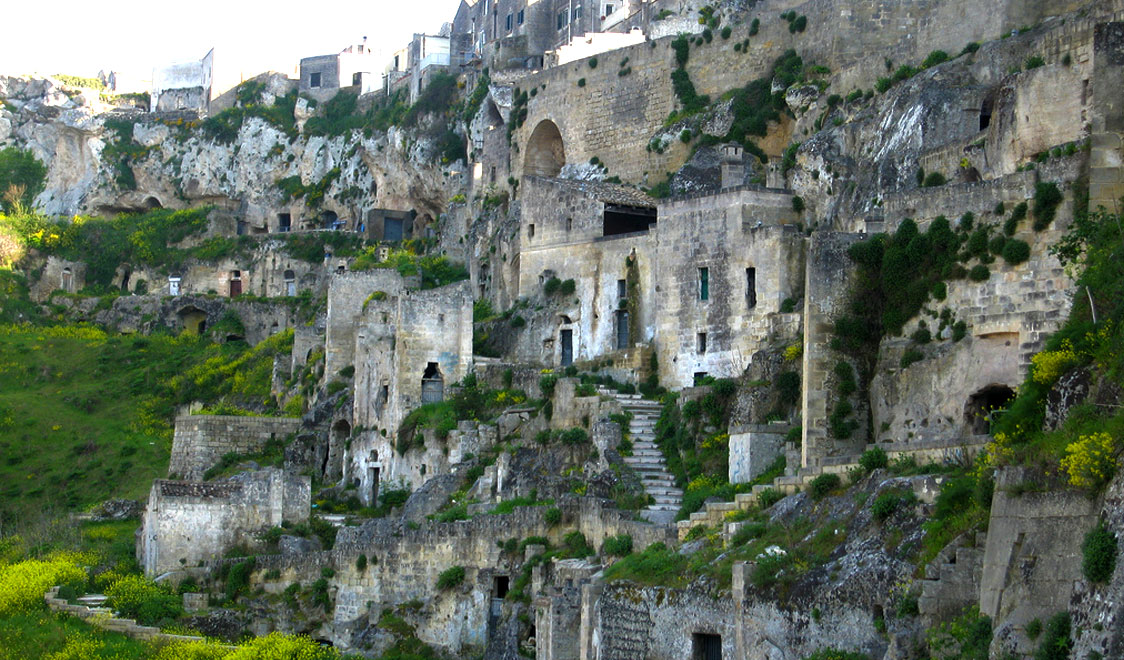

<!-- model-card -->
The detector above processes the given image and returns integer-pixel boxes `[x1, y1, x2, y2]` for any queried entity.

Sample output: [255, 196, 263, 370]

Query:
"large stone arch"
[524, 119, 566, 177]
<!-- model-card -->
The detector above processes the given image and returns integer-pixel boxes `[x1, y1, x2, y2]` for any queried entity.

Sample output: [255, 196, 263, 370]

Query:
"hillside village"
[2, 0, 1124, 659]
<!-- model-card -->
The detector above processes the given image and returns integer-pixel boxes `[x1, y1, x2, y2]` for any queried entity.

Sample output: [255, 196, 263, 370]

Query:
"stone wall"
[138, 468, 310, 576]
[30, 255, 86, 302]
[800, 231, 865, 466]
[324, 269, 408, 378]
[1091, 22, 1124, 208]
[979, 467, 1101, 655]
[168, 415, 303, 481]
[728, 423, 787, 484]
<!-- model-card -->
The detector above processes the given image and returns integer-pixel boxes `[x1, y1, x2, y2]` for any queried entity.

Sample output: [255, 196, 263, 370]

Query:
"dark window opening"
[284, 270, 296, 297]
[310, 72, 322, 88]
[699, 267, 709, 301]
[528, 224, 535, 239]
[965, 384, 1015, 434]
[369, 467, 380, 507]
[566, 217, 573, 231]
[746, 267, 757, 308]
[506, 14, 513, 31]
[697, 332, 707, 354]
[557, 9, 568, 29]
[518, 10, 524, 24]
[494, 576, 509, 598]
[603, 204, 656, 237]
[693, 372, 709, 386]
[279, 213, 291, 232]
[617, 279, 627, 300]
[693, 633, 721, 660]
[352, 72, 362, 86]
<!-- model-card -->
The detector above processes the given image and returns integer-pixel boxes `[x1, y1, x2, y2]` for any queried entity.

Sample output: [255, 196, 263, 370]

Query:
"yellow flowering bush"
[1030, 340, 1078, 386]
[701, 432, 729, 450]
[152, 639, 233, 660]
[0, 554, 87, 616]
[225, 632, 342, 660]
[44, 634, 126, 660]
[1061, 432, 1118, 490]
[783, 342, 803, 361]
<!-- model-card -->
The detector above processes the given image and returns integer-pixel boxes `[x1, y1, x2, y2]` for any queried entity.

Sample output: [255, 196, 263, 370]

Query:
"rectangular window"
[617, 279, 627, 300]
[699, 267, 709, 301]
[506, 13, 512, 31]
[528, 224, 535, 239]
[573, 4, 582, 20]
[746, 267, 757, 308]
[697, 332, 707, 354]
[309, 72, 321, 88]
[518, 9, 524, 24]
[278, 213, 291, 232]
[605, 3, 614, 15]
[558, 9, 568, 29]
[352, 72, 362, 86]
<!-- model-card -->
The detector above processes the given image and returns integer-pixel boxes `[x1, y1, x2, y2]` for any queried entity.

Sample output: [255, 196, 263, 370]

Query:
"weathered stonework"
[168, 415, 303, 481]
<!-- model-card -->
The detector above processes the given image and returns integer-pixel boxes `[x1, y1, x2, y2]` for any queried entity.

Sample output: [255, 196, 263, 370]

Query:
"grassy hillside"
[0, 320, 296, 524]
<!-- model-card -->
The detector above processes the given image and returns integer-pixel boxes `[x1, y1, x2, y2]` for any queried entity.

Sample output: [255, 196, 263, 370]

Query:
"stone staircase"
[600, 389, 683, 525]
[675, 459, 861, 540]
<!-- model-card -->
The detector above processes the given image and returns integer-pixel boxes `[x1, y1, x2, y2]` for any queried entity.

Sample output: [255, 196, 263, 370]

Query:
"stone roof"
[159, 481, 242, 498]
[542, 177, 657, 209]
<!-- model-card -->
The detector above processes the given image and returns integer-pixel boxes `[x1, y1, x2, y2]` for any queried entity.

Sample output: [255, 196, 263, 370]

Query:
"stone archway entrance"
[524, 120, 565, 177]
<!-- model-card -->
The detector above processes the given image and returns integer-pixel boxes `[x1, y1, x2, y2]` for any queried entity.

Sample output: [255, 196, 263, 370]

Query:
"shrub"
[544, 507, 562, 525]
[356, 554, 368, 572]
[603, 542, 686, 586]
[1062, 432, 1118, 490]
[871, 493, 901, 522]
[757, 488, 785, 509]
[1026, 618, 1043, 639]
[900, 348, 925, 368]
[809, 473, 842, 500]
[436, 565, 466, 589]
[602, 534, 633, 557]
[560, 279, 576, 295]
[792, 196, 805, 213]
[1026, 55, 1046, 70]
[1034, 612, 1072, 660]
[577, 78, 586, 87]
[1002, 239, 1030, 264]
[1083, 522, 1117, 583]
[859, 447, 889, 471]
[106, 574, 183, 624]
[791, 15, 807, 32]
[1033, 182, 1063, 230]
[922, 50, 950, 68]
[0, 556, 87, 616]
[923, 171, 947, 187]
[801, 649, 871, 660]
[968, 264, 990, 281]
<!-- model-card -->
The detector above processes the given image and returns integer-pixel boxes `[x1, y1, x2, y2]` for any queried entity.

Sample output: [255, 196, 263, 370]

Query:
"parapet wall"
[168, 415, 303, 481]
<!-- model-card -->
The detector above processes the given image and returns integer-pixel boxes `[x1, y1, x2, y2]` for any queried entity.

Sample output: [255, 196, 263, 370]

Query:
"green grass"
[0, 325, 292, 520]
[0, 611, 149, 660]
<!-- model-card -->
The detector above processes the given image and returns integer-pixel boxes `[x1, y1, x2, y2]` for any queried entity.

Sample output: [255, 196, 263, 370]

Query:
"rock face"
[0, 76, 461, 226]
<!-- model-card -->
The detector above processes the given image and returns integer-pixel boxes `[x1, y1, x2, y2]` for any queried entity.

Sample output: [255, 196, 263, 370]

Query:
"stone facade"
[138, 468, 310, 576]
[168, 415, 303, 481]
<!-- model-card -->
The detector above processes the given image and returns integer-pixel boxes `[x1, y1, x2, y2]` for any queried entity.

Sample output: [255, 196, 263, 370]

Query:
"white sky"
[1, 0, 463, 81]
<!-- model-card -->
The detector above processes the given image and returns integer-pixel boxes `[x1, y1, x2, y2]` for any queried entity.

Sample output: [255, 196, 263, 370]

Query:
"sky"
[1, 0, 463, 83]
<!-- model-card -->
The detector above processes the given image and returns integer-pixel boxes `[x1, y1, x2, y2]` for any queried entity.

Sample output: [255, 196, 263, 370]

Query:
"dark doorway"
[746, 268, 757, 308]
[284, 270, 296, 296]
[369, 466, 380, 506]
[421, 362, 444, 403]
[693, 633, 722, 660]
[229, 271, 242, 297]
[980, 96, 994, 131]
[494, 575, 509, 598]
[384, 217, 404, 242]
[321, 210, 340, 230]
[560, 329, 573, 366]
[616, 310, 629, 350]
[965, 385, 1015, 434]
[279, 213, 292, 232]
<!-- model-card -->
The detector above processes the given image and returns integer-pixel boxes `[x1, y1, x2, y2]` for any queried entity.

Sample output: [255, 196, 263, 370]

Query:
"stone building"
[137, 468, 310, 577]
[151, 49, 214, 114]
[299, 39, 380, 102]
[514, 176, 802, 388]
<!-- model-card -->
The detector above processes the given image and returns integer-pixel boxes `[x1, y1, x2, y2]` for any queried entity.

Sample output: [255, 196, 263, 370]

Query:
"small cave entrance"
[144, 196, 162, 210]
[494, 575, 509, 599]
[321, 210, 341, 230]
[692, 633, 722, 660]
[965, 384, 1015, 435]
[177, 306, 207, 334]
[323, 419, 351, 481]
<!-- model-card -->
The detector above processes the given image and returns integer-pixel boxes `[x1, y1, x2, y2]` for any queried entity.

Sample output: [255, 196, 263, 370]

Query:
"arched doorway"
[964, 384, 1015, 435]
[524, 120, 565, 177]
[321, 210, 340, 230]
[325, 419, 351, 482]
